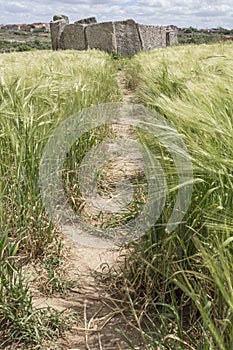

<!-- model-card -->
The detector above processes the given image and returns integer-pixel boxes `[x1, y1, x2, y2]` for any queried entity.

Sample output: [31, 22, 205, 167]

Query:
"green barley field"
[0, 43, 233, 349]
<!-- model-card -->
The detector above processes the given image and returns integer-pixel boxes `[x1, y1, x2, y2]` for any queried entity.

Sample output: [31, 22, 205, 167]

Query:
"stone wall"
[50, 15, 178, 55]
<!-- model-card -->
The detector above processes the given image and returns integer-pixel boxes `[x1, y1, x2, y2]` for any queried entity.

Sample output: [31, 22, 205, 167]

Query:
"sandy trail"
[32, 71, 145, 350]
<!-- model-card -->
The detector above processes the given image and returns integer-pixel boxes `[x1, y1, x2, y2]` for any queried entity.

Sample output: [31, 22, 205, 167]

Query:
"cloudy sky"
[0, 0, 233, 28]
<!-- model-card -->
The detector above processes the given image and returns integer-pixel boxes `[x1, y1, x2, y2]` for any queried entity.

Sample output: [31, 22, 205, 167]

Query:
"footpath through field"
[33, 71, 146, 350]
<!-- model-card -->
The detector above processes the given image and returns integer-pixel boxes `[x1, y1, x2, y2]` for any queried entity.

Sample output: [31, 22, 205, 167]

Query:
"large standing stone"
[85, 22, 117, 53]
[114, 19, 142, 56]
[74, 17, 97, 25]
[138, 25, 166, 50]
[60, 24, 86, 50]
[50, 19, 67, 50]
[167, 31, 178, 46]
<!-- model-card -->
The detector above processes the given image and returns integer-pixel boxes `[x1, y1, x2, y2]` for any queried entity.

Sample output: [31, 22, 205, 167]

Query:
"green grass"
[0, 50, 119, 255]
[0, 49, 120, 348]
[1, 43, 233, 349]
[127, 42, 233, 233]
[0, 233, 74, 348]
[114, 42, 233, 349]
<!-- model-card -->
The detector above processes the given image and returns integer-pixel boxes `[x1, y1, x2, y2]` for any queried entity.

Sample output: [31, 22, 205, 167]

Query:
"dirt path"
[33, 237, 143, 350]
[32, 71, 143, 350]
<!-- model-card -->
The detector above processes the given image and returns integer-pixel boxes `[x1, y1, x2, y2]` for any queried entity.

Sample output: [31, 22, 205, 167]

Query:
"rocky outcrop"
[50, 15, 178, 55]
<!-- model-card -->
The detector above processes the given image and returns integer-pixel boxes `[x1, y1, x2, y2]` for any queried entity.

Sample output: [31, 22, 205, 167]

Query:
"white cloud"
[0, 0, 232, 28]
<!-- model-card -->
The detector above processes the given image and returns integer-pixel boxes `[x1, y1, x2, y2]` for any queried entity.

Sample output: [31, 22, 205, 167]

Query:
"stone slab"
[74, 17, 97, 25]
[138, 25, 166, 50]
[114, 19, 142, 56]
[167, 31, 178, 46]
[85, 22, 116, 53]
[60, 24, 86, 50]
[50, 19, 67, 50]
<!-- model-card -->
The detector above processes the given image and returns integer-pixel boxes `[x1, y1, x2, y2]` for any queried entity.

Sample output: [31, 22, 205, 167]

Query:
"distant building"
[2, 24, 21, 30]
[19, 24, 32, 32]
[0, 22, 50, 32]
[31, 22, 50, 31]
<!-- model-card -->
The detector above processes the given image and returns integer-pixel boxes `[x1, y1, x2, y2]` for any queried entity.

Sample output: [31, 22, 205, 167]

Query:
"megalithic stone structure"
[50, 15, 178, 55]
[50, 15, 69, 50]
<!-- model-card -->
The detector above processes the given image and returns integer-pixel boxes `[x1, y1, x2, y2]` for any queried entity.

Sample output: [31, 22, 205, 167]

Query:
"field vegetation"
[0, 50, 119, 348]
[0, 43, 233, 349]
[178, 27, 233, 45]
[118, 42, 233, 349]
[0, 29, 51, 52]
